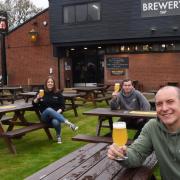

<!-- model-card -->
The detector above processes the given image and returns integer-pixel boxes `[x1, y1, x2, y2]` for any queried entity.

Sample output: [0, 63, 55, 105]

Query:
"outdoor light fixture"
[43, 21, 48, 26]
[28, 28, 38, 42]
[150, 27, 156, 33]
[172, 26, 178, 31]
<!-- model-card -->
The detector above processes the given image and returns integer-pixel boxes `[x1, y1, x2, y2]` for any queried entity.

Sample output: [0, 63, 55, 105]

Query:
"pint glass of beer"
[114, 83, 120, 93]
[39, 89, 44, 98]
[112, 122, 128, 146]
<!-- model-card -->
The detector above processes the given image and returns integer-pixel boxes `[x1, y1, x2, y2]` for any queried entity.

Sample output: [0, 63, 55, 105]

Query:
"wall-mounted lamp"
[43, 21, 48, 26]
[150, 27, 157, 33]
[28, 28, 38, 42]
[172, 26, 178, 31]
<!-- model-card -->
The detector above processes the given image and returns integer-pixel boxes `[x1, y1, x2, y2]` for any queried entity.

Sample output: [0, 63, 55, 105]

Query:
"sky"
[30, 0, 49, 9]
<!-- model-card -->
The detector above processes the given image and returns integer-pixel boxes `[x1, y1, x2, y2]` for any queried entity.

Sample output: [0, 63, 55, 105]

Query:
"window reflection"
[76, 4, 87, 22]
[63, 2, 101, 24]
[88, 3, 101, 21]
[64, 6, 75, 24]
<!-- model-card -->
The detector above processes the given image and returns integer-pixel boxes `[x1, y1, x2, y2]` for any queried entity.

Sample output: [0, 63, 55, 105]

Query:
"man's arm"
[110, 92, 121, 110]
[136, 91, 151, 111]
[108, 119, 154, 167]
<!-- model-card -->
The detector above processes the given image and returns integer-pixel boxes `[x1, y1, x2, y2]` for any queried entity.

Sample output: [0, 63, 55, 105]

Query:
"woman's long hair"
[44, 76, 58, 93]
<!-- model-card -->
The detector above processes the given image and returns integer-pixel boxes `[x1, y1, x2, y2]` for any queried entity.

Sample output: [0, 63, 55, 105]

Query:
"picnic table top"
[83, 108, 157, 118]
[19, 92, 81, 98]
[0, 103, 33, 114]
[0, 86, 23, 90]
[26, 142, 157, 180]
[73, 86, 105, 91]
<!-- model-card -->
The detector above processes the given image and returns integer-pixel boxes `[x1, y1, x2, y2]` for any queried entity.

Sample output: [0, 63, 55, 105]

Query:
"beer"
[39, 89, 44, 98]
[112, 122, 128, 146]
[114, 83, 120, 93]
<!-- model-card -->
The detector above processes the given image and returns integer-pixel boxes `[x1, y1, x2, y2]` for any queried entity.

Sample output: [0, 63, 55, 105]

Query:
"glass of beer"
[112, 122, 128, 160]
[114, 83, 120, 93]
[39, 89, 44, 98]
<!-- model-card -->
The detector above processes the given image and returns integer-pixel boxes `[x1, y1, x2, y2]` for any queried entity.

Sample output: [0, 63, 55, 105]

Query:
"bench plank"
[2, 123, 47, 137]
[25, 143, 107, 180]
[72, 134, 113, 143]
[72, 134, 133, 145]
[26, 142, 157, 180]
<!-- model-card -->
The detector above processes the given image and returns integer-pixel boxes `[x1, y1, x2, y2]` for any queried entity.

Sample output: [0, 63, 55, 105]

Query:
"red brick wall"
[105, 53, 180, 91]
[5, 10, 59, 87]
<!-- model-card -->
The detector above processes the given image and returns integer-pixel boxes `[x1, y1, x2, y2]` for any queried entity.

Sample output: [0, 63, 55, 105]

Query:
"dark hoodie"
[33, 91, 65, 113]
[110, 89, 150, 111]
[121, 118, 180, 180]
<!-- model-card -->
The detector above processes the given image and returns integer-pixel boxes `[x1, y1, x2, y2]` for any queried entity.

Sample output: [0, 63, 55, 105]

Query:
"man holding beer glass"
[108, 86, 180, 179]
[110, 79, 150, 139]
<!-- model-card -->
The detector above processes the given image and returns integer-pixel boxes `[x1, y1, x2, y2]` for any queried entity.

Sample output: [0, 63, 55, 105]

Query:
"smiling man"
[107, 86, 180, 180]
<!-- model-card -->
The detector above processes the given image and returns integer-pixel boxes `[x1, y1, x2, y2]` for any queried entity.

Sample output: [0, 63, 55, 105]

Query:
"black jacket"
[33, 91, 65, 113]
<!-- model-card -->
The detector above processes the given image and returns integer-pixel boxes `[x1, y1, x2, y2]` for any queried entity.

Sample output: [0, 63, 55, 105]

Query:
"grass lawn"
[0, 102, 161, 180]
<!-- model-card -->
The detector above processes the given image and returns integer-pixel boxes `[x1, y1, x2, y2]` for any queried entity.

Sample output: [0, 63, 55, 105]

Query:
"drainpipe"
[1, 33, 7, 85]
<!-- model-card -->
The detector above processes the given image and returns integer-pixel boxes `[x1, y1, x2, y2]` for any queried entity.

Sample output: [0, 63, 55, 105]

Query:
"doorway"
[70, 48, 104, 86]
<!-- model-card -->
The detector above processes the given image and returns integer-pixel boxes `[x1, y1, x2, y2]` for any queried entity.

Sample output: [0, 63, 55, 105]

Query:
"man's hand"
[112, 91, 119, 100]
[107, 143, 127, 160]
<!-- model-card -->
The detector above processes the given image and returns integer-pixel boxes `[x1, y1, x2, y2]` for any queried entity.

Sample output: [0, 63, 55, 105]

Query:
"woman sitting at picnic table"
[33, 76, 78, 144]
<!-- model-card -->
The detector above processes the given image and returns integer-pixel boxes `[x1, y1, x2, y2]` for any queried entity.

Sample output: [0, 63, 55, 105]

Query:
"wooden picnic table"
[0, 86, 23, 104]
[26, 142, 157, 180]
[19, 92, 80, 117]
[73, 86, 111, 106]
[0, 103, 53, 154]
[83, 108, 157, 136]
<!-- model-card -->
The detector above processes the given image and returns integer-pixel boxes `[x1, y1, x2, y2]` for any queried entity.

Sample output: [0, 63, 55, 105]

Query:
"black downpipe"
[1, 33, 7, 85]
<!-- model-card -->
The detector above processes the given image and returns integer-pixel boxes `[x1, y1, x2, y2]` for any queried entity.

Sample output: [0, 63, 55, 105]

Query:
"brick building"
[1, 1, 180, 91]
[0, 9, 64, 88]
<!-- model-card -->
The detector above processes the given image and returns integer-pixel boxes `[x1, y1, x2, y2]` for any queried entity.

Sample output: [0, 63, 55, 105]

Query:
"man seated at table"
[107, 86, 180, 180]
[110, 79, 150, 139]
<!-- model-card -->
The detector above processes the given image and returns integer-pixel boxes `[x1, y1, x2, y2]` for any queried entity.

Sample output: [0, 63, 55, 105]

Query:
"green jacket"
[121, 119, 180, 180]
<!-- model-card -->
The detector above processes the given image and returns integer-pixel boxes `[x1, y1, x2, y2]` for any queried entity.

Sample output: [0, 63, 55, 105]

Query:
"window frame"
[63, 2, 101, 24]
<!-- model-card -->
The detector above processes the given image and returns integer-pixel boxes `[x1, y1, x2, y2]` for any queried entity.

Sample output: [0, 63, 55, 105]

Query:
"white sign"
[141, 0, 180, 17]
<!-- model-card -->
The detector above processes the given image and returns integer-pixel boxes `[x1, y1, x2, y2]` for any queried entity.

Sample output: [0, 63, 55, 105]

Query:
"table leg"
[0, 122, 16, 154]
[43, 127, 53, 140]
[96, 116, 113, 136]
[3, 136, 17, 154]
[70, 98, 78, 117]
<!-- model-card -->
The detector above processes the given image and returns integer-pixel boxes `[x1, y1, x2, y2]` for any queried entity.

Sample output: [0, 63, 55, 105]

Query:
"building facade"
[49, 0, 180, 90]
[1, 10, 64, 88]
[1, 0, 180, 90]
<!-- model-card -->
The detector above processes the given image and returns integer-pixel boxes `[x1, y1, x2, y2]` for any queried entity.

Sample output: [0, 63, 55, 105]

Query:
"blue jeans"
[41, 107, 66, 136]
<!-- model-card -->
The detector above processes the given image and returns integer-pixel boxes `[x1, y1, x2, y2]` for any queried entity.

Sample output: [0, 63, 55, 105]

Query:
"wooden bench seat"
[1, 123, 48, 138]
[72, 134, 133, 145]
[64, 103, 78, 111]
[1, 115, 12, 123]
[0, 122, 53, 154]
[94, 95, 112, 102]
[0, 96, 14, 104]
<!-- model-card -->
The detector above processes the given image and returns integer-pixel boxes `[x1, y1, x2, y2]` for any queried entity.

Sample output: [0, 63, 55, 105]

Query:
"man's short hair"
[122, 79, 133, 86]
[158, 86, 180, 99]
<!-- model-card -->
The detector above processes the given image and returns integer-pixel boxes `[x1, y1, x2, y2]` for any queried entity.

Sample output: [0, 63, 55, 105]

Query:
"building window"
[88, 3, 101, 21]
[64, 6, 75, 24]
[63, 2, 101, 24]
[76, 4, 87, 23]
